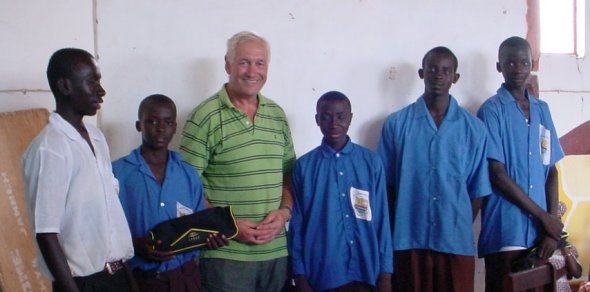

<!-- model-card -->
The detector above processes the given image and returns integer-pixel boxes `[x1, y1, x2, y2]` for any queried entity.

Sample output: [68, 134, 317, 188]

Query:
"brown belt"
[104, 260, 125, 275]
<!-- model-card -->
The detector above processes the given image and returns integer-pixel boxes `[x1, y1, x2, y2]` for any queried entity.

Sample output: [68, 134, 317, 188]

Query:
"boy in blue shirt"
[113, 94, 227, 291]
[289, 91, 393, 292]
[477, 36, 565, 292]
[378, 47, 491, 291]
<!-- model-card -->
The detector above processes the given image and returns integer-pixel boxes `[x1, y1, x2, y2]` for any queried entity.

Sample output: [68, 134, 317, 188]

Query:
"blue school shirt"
[378, 95, 491, 256]
[113, 147, 206, 272]
[289, 139, 393, 291]
[477, 85, 564, 256]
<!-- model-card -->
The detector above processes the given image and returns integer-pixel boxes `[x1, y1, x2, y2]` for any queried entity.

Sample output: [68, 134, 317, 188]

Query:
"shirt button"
[336, 153, 340, 158]
[160, 202, 165, 207]
[529, 185, 533, 189]
[529, 151, 532, 155]
[345, 214, 349, 218]
[341, 193, 346, 197]
[339, 171, 343, 176]
[350, 240, 354, 245]
[433, 197, 437, 201]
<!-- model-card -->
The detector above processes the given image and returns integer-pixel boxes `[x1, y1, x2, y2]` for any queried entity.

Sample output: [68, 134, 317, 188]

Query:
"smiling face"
[497, 45, 532, 91]
[136, 97, 177, 152]
[64, 58, 106, 117]
[316, 96, 352, 151]
[225, 39, 269, 100]
[419, 51, 459, 97]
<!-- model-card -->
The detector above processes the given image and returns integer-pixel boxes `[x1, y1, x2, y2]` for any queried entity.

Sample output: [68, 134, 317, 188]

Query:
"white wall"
[536, 1, 590, 136]
[1, 0, 530, 157]
[0, 1, 94, 112]
[7, 0, 590, 290]
[95, 0, 526, 159]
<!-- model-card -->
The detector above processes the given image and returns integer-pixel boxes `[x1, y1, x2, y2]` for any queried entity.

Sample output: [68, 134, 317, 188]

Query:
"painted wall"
[3, 0, 589, 289]
[1, 0, 527, 158]
[0, 1, 93, 112]
[96, 0, 526, 159]
[538, 2, 590, 284]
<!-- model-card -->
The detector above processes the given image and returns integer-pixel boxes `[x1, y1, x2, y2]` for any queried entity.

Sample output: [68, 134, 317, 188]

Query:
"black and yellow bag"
[148, 206, 238, 254]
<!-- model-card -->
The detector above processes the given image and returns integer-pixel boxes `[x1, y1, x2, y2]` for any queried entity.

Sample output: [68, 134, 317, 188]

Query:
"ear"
[453, 73, 460, 84]
[418, 68, 424, 79]
[224, 56, 231, 75]
[135, 120, 141, 132]
[315, 114, 320, 126]
[56, 78, 71, 96]
[496, 62, 502, 73]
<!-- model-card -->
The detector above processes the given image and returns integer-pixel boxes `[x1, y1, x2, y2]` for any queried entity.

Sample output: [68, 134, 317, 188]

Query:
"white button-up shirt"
[22, 112, 133, 278]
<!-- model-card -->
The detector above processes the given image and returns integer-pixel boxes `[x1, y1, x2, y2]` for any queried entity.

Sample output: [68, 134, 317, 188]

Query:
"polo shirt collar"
[497, 84, 539, 106]
[319, 136, 353, 158]
[219, 84, 269, 110]
[415, 94, 461, 121]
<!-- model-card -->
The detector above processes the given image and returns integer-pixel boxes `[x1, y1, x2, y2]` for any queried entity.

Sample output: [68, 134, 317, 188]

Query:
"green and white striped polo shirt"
[180, 86, 296, 261]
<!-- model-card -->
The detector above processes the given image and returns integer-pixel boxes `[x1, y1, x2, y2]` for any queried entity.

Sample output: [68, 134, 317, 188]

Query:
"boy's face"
[315, 99, 352, 149]
[497, 46, 532, 90]
[419, 52, 459, 96]
[136, 103, 177, 151]
[64, 58, 106, 117]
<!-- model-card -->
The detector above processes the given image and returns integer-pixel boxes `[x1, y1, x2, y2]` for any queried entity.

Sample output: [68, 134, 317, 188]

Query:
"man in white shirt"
[22, 48, 135, 292]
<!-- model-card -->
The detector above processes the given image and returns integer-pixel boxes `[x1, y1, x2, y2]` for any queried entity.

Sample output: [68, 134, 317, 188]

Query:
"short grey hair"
[225, 31, 270, 62]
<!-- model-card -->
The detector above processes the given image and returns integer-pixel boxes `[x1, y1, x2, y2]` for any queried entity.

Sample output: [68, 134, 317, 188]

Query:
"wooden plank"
[503, 264, 559, 292]
[0, 108, 51, 292]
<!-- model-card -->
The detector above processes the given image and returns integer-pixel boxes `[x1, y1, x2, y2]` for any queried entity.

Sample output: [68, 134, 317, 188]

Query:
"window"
[539, 0, 585, 57]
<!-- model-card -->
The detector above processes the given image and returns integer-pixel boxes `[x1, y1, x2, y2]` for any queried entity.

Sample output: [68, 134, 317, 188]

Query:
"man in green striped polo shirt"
[179, 31, 295, 292]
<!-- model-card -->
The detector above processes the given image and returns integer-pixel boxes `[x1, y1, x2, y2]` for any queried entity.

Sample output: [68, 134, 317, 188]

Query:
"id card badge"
[176, 202, 194, 217]
[350, 187, 372, 221]
[539, 124, 551, 165]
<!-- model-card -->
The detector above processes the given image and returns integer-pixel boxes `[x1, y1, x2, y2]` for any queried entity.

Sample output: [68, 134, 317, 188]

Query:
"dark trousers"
[484, 250, 528, 292]
[325, 282, 373, 292]
[52, 267, 135, 292]
[200, 257, 287, 292]
[394, 249, 475, 292]
[134, 259, 201, 292]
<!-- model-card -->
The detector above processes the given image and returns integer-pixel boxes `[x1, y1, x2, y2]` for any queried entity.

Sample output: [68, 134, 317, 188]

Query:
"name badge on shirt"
[539, 124, 551, 165]
[350, 187, 372, 221]
[113, 178, 120, 195]
[176, 202, 194, 218]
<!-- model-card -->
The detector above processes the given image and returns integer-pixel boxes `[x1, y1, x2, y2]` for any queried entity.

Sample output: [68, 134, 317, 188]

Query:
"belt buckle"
[105, 262, 115, 275]
[105, 261, 123, 275]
